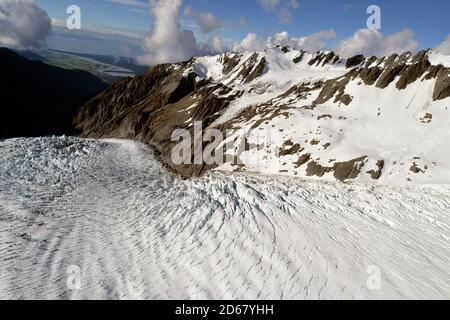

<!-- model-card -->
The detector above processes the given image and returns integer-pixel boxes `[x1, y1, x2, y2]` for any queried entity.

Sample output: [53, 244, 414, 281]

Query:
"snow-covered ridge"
[189, 47, 450, 82]
[75, 47, 450, 184]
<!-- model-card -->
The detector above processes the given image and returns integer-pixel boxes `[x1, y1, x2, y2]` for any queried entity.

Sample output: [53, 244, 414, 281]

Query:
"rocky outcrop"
[346, 54, 365, 68]
[306, 157, 368, 182]
[313, 71, 355, 106]
[313, 50, 450, 106]
[308, 51, 341, 67]
[367, 160, 385, 180]
[233, 53, 266, 84]
[74, 62, 239, 177]
[433, 67, 450, 100]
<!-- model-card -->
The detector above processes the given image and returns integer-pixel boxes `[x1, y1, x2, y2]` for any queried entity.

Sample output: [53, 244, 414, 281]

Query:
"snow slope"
[191, 49, 450, 184]
[0, 137, 448, 299]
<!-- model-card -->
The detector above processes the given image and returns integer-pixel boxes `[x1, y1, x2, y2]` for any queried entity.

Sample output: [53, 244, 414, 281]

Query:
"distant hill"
[50, 50, 148, 74]
[0, 48, 108, 138]
[14, 49, 147, 85]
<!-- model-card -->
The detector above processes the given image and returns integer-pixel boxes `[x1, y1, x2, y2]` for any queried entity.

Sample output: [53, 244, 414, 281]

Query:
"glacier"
[0, 137, 449, 299]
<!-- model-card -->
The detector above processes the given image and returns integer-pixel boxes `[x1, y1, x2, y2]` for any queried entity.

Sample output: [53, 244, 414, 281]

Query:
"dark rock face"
[221, 53, 241, 75]
[313, 71, 354, 106]
[346, 55, 365, 68]
[433, 67, 450, 100]
[306, 157, 368, 181]
[308, 51, 341, 67]
[74, 62, 237, 177]
[314, 50, 450, 106]
[367, 160, 385, 180]
[0, 48, 107, 138]
[234, 53, 267, 84]
[293, 51, 306, 64]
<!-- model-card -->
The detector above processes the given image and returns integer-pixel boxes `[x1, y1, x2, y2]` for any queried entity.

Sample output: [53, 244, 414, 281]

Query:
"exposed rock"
[75, 63, 236, 177]
[314, 50, 449, 105]
[294, 154, 311, 168]
[221, 53, 241, 75]
[338, 94, 353, 106]
[276, 81, 322, 102]
[375, 64, 406, 89]
[293, 51, 306, 64]
[410, 163, 425, 174]
[308, 51, 339, 67]
[235, 53, 266, 84]
[306, 156, 367, 181]
[433, 67, 450, 100]
[346, 55, 365, 68]
[317, 114, 332, 120]
[365, 56, 378, 68]
[396, 58, 430, 90]
[74, 48, 450, 182]
[359, 67, 384, 85]
[367, 160, 385, 180]
[420, 113, 433, 124]
[333, 156, 367, 181]
[313, 71, 355, 105]
[306, 161, 332, 177]
[279, 141, 303, 156]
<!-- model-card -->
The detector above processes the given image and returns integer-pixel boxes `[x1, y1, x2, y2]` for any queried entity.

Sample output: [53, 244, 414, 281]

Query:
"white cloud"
[289, 0, 300, 9]
[233, 33, 266, 52]
[343, 3, 353, 12]
[138, 0, 196, 65]
[291, 30, 336, 52]
[0, 0, 51, 49]
[105, 0, 148, 9]
[239, 17, 247, 28]
[206, 35, 225, 53]
[137, 0, 227, 66]
[233, 30, 336, 53]
[435, 35, 450, 54]
[257, 0, 300, 23]
[335, 29, 418, 58]
[184, 5, 230, 34]
[258, 0, 281, 11]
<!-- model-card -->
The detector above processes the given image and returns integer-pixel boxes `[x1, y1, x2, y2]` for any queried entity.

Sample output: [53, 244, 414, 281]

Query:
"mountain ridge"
[75, 47, 450, 184]
[0, 48, 108, 139]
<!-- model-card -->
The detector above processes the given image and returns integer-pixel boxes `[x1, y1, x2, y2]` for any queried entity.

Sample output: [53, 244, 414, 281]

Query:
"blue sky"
[33, 0, 450, 57]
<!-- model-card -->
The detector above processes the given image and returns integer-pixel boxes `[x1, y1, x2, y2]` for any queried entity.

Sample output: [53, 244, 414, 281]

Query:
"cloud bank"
[0, 0, 51, 49]
[436, 35, 450, 54]
[184, 5, 230, 34]
[257, 0, 300, 23]
[335, 29, 418, 58]
[137, 0, 438, 66]
[233, 30, 336, 53]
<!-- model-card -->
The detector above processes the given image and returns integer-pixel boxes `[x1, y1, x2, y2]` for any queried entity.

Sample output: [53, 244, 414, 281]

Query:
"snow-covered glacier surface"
[0, 137, 448, 299]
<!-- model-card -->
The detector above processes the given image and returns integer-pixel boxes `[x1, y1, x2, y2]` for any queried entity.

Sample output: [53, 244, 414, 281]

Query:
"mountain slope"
[0, 48, 108, 138]
[75, 47, 450, 184]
